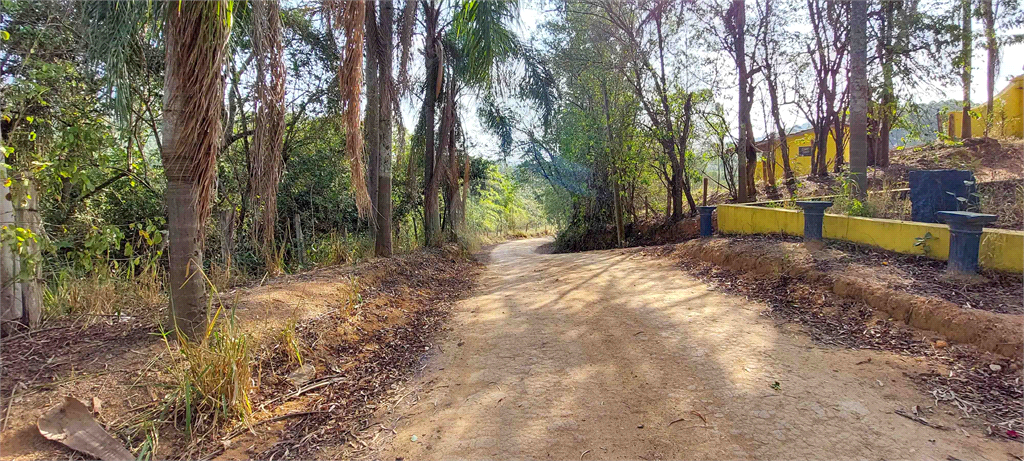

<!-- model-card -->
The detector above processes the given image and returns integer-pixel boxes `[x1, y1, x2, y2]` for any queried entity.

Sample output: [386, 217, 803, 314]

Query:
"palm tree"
[415, 0, 520, 246]
[161, 1, 231, 339]
[375, 0, 395, 256]
[848, 0, 868, 198]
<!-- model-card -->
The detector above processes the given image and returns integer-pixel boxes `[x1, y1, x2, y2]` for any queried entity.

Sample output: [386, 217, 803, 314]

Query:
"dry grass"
[43, 269, 166, 322]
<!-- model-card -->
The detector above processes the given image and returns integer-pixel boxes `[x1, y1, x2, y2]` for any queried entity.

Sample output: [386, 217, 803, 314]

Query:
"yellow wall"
[716, 204, 1024, 273]
[754, 129, 847, 181]
[948, 74, 1024, 139]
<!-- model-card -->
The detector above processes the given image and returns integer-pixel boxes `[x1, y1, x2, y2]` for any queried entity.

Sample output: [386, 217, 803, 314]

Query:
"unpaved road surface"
[375, 238, 1018, 460]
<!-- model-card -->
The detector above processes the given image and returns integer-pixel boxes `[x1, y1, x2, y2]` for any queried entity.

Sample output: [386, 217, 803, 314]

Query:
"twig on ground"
[894, 409, 948, 430]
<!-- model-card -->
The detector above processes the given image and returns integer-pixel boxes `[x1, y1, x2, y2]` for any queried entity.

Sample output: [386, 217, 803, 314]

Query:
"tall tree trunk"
[422, 1, 441, 247]
[875, 1, 894, 167]
[461, 150, 470, 227]
[732, 0, 750, 202]
[960, 0, 973, 139]
[375, 0, 394, 256]
[612, 170, 624, 247]
[766, 73, 793, 180]
[982, 0, 997, 136]
[678, 94, 699, 215]
[761, 0, 793, 181]
[849, 0, 868, 198]
[365, 0, 381, 241]
[162, 1, 230, 340]
[293, 213, 306, 264]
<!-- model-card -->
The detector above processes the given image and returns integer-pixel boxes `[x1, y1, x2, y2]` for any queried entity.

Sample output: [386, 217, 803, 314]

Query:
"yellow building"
[947, 74, 1023, 139]
[753, 127, 847, 181]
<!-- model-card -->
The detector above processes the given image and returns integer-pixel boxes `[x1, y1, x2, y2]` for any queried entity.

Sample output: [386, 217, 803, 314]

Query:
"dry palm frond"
[326, 0, 372, 217]
[250, 0, 287, 270]
[162, 0, 232, 228]
[397, 0, 418, 96]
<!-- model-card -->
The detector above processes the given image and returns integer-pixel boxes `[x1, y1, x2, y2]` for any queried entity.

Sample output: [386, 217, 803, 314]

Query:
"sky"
[454, 0, 1024, 161]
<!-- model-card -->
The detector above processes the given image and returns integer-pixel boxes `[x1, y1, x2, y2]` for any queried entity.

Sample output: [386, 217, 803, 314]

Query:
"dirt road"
[375, 238, 1018, 460]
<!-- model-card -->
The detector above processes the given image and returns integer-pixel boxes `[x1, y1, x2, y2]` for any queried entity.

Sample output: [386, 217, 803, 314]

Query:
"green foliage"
[465, 162, 552, 240]
[914, 232, 936, 256]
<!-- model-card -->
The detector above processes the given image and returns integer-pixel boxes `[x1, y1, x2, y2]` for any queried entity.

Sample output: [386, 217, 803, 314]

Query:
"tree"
[723, 0, 756, 201]
[755, 0, 795, 182]
[980, 0, 996, 136]
[796, 0, 848, 177]
[161, 1, 232, 338]
[421, 0, 443, 247]
[375, 0, 395, 256]
[415, 0, 520, 245]
[848, 0, 868, 198]
[959, 0, 972, 139]
[250, 0, 287, 271]
[591, 0, 701, 218]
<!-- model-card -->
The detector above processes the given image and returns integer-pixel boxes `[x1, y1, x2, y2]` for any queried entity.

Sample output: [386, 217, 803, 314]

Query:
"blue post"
[936, 211, 998, 274]
[795, 201, 833, 241]
[698, 206, 716, 237]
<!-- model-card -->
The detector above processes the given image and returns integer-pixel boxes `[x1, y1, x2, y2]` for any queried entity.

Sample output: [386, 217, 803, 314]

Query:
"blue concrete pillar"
[698, 206, 716, 237]
[936, 211, 998, 274]
[796, 201, 833, 241]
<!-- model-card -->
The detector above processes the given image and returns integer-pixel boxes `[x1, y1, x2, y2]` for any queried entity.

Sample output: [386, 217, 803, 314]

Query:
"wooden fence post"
[2, 169, 42, 334]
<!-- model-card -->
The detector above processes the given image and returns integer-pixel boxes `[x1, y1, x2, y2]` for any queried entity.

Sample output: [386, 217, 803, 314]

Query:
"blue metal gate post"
[936, 211, 998, 274]
[698, 206, 716, 237]
[795, 201, 833, 241]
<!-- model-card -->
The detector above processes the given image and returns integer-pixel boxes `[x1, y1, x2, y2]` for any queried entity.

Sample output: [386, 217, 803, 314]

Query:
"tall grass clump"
[307, 232, 373, 265]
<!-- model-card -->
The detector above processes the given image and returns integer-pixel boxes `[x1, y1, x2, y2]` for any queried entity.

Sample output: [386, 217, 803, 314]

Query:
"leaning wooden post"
[294, 213, 306, 265]
[16, 174, 42, 329]
[702, 177, 708, 207]
[1, 170, 42, 334]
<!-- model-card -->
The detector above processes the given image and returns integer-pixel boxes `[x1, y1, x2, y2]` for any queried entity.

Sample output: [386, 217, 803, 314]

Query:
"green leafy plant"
[914, 232, 937, 256]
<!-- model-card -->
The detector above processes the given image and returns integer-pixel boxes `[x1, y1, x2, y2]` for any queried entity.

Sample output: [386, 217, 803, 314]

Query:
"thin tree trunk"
[219, 208, 235, 269]
[875, 1, 894, 167]
[960, 0, 973, 139]
[375, 0, 394, 256]
[612, 170, 624, 247]
[422, 1, 441, 247]
[461, 150, 470, 227]
[294, 213, 306, 264]
[365, 0, 381, 240]
[982, 0, 997, 136]
[849, 0, 868, 198]
[732, 0, 749, 202]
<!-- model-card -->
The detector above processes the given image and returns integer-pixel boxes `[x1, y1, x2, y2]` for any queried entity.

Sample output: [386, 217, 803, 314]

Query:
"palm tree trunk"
[422, 1, 441, 247]
[162, 1, 230, 340]
[375, 0, 394, 257]
[365, 0, 381, 242]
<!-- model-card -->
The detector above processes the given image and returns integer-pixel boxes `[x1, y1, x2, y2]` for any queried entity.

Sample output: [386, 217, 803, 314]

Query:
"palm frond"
[326, 0, 372, 217]
[250, 0, 287, 269]
[162, 0, 233, 226]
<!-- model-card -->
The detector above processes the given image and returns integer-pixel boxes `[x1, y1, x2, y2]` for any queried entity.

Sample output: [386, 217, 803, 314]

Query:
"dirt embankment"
[0, 248, 479, 461]
[671, 237, 1023, 358]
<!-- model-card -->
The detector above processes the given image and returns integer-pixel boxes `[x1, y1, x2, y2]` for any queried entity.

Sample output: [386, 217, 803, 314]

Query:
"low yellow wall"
[716, 204, 1024, 273]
